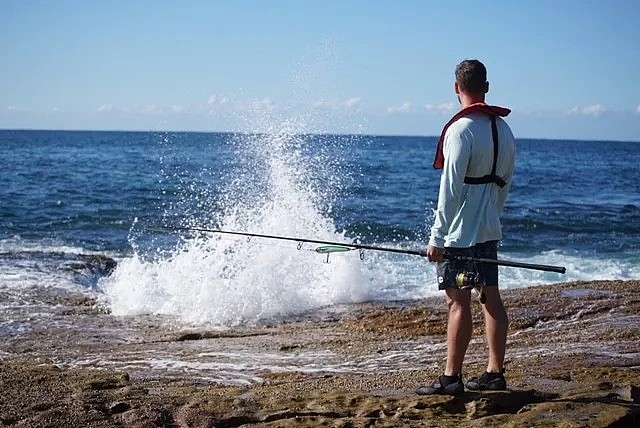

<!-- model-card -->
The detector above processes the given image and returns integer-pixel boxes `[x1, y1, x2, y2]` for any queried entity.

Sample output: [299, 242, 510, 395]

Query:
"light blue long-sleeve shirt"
[428, 113, 516, 248]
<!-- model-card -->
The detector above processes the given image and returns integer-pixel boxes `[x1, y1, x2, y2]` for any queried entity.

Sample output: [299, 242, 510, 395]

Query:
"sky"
[1, 0, 639, 141]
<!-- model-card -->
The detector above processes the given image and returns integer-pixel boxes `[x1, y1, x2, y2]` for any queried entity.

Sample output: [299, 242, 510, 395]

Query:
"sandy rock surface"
[1, 280, 639, 427]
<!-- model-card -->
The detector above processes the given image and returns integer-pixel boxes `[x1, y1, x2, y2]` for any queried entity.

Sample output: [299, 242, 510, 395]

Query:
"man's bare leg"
[444, 288, 472, 376]
[480, 286, 508, 373]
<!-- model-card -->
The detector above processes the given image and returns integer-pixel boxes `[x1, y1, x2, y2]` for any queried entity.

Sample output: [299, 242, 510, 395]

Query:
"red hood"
[433, 103, 511, 170]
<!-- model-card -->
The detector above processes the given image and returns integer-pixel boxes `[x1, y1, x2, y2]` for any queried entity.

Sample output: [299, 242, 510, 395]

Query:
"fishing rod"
[150, 226, 427, 257]
[151, 226, 566, 274]
[451, 255, 566, 274]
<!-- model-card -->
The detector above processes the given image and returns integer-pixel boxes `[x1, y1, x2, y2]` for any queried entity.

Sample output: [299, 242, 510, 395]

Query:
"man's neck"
[459, 93, 486, 109]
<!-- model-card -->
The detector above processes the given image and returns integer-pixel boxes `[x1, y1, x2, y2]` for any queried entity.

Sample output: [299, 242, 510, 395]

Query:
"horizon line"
[1, 127, 639, 144]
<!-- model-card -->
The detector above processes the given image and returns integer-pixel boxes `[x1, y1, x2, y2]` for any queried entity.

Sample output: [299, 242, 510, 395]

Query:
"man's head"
[455, 59, 488, 94]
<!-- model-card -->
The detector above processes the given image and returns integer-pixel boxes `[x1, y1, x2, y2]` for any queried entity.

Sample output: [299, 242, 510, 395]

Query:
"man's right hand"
[427, 245, 445, 263]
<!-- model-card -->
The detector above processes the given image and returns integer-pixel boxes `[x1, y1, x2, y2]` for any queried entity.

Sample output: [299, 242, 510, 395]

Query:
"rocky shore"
[1, 280, 639, 427]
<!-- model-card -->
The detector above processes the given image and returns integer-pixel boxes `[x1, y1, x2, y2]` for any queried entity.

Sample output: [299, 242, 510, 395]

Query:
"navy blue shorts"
[436, 241, 499, 290]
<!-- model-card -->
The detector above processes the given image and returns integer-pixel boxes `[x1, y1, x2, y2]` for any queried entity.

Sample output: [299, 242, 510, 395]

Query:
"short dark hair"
[455, 59, 487, 93]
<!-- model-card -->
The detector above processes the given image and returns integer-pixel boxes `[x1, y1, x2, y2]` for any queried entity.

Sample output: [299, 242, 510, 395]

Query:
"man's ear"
[454, 82, 460, 94]
[484, 81, 489, 93]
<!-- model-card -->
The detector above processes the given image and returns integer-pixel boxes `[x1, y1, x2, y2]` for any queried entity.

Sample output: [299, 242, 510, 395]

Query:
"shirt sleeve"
[496, 151, 515, 215]
[496, 129, 517, 215]
[428, 127, 472, 247]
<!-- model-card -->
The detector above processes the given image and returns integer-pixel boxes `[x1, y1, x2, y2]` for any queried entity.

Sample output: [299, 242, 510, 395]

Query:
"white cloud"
[425, 102, 455, 113]
[312, 97, 362, 111]
[636, 105, 640, 115]
[207, 95, 230, 105]
[171, 104, 186, 113]
[233, 97, 274, 113]
[7, 105, 28, 112]
[566, 104, 605, 117]
[582, 104, 605, 117]
[344, 97, 362, 109]
[251, 97, 273, 109]
[142, 104, 162, 114]
[97, 104, 116, 113]
[387, 102, 412, 114]
[312, 100, 333, 109]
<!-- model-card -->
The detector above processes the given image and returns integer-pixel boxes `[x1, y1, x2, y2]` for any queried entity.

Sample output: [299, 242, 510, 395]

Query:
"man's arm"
[497, 141, 516, 215]
[428, 127, 472, 249]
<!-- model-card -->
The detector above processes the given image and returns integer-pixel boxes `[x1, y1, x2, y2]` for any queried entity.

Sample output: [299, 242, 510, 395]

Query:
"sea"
[1, 128, 639, 328]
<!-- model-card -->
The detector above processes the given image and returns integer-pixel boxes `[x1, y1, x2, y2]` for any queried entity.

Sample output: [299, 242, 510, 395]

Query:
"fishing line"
[205, 236, 360, 263]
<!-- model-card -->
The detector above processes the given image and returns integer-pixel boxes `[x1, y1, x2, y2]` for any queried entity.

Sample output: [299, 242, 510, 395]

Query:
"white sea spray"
[101, 113, 377, 326]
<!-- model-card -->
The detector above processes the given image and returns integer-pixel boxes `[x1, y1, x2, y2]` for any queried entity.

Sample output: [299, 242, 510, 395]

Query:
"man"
[417, 59, 516, 395]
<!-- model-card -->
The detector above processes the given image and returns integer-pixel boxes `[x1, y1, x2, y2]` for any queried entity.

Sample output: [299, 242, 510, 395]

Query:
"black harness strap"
[464, 116, 507, 188]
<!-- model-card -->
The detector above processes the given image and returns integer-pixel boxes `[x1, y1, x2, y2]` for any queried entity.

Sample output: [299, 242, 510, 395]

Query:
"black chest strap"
[464, 116, 507, 188]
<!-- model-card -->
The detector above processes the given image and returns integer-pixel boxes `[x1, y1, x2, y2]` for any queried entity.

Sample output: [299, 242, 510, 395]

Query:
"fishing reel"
[455, 271, 487, 304]
[455, 271, 482, 289]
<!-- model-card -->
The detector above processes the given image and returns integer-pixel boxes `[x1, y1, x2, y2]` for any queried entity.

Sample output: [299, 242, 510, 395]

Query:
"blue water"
[1, 129, 639, 325]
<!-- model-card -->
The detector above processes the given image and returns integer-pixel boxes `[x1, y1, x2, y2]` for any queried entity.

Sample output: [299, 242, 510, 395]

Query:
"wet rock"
[66, 254, 118, 277]
[108, 401, 130, 414]
[82, 372, 130, 391]
[615, 385, 640, 404]
[2, 250, 117, 278]
[176, 332, 203, 341]
[495, 401, 636, 428]
[280, 344, 301, 351]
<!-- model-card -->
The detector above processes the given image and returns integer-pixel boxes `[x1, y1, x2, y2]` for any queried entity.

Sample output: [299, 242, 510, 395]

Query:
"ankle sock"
[441, 374, 461, 385]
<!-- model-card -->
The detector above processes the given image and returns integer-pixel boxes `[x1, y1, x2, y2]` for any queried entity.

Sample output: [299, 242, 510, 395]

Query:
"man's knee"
[482, 287, 508, 324]
[446, 289, 471, 314]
